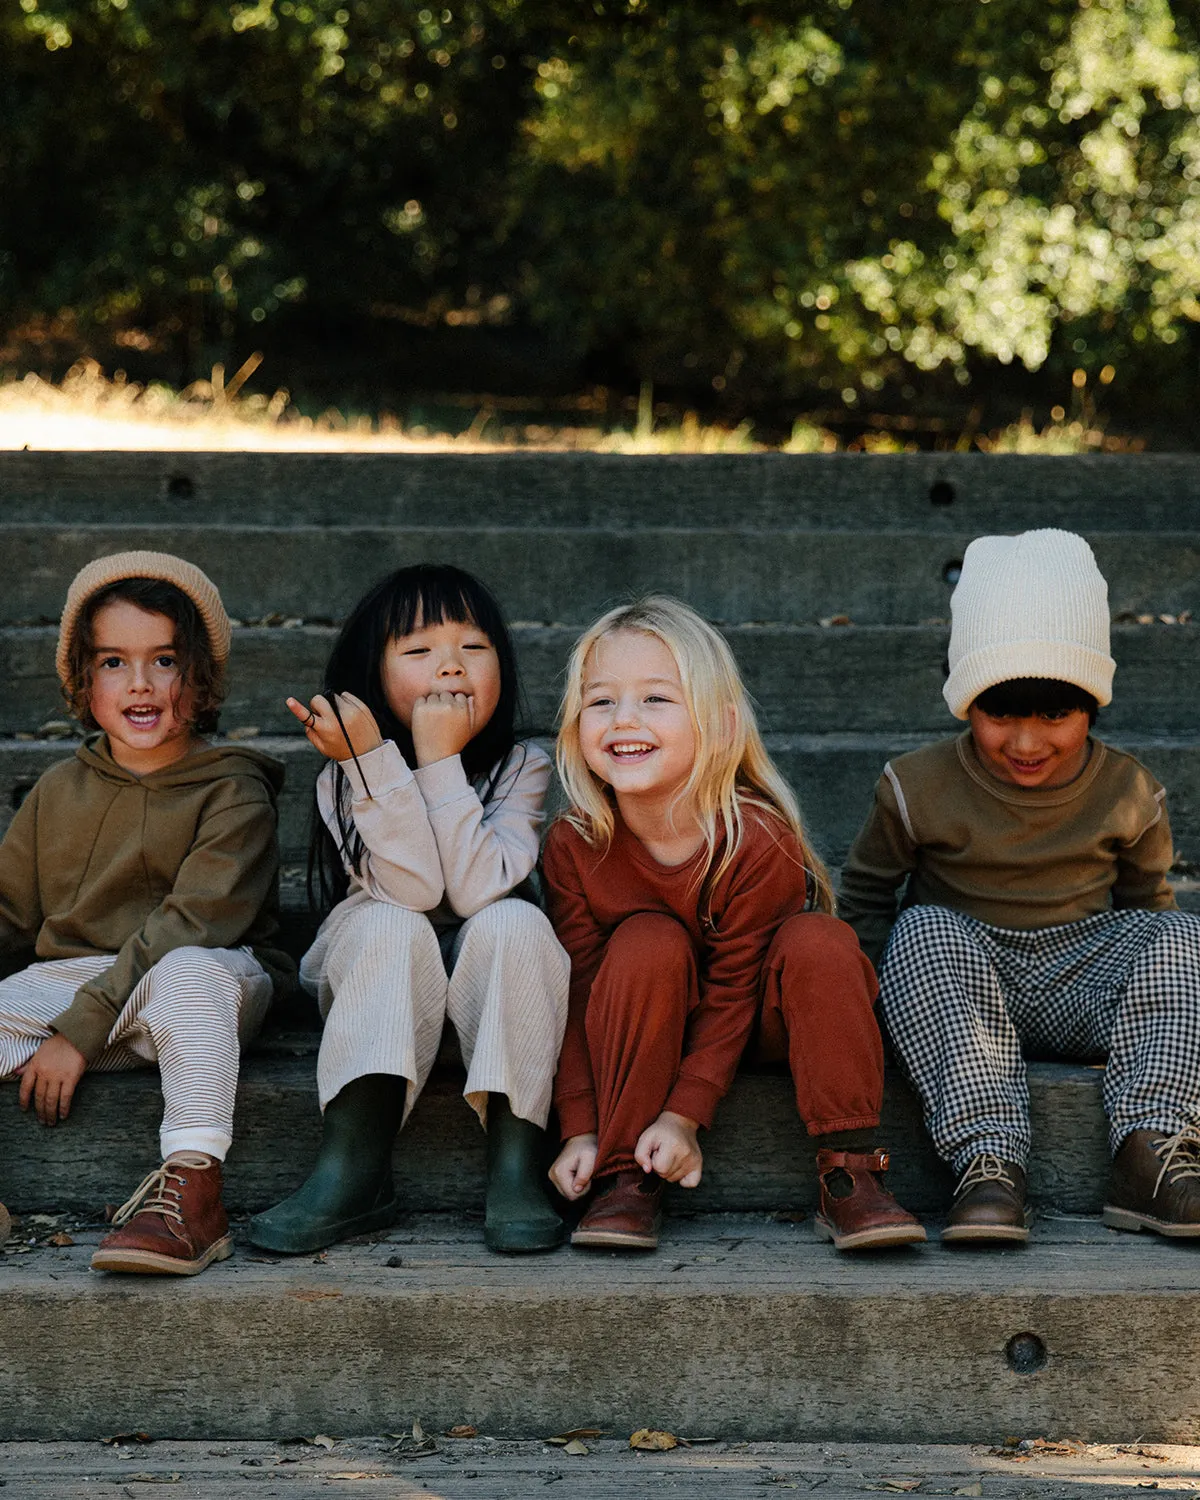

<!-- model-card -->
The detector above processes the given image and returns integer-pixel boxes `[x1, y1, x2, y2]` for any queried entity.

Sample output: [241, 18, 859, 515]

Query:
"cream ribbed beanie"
[56, 551, 232, 685]
[943, 528, 1114, 720]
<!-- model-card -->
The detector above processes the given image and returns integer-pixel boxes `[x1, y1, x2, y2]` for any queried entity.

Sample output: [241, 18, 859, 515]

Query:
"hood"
[75, 734, 287, 797]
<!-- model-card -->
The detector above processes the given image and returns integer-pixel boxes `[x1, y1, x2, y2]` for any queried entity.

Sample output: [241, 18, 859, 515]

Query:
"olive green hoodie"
[0, 735, 293, 1060]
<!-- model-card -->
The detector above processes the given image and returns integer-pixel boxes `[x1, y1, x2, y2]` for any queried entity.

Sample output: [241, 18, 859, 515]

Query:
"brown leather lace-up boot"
[1103, 1128, 1200, 1238]
[814, 1148, 927, 1250]
[91, 1153, 233, 1275]
[942, 1153, 1030, 1244]
[570, 1168, 665, 1250]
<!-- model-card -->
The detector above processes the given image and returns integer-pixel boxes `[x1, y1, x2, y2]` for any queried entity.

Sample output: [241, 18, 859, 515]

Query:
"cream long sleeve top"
[838, 731, 1176, 967]
[317, 739, 551, 919]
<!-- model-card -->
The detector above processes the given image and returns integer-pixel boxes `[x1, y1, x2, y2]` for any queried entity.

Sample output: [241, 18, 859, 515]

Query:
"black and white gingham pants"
[878, 906, 1200, 1174]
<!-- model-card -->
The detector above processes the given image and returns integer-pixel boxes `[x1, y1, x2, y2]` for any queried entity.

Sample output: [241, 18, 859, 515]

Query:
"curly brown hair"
[62, 577, 226, 734]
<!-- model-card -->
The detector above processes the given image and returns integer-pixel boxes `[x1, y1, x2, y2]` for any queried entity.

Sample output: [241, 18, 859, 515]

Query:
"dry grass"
[0, 359, 1143, 455]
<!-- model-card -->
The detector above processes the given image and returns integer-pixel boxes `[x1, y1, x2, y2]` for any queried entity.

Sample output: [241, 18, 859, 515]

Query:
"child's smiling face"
[579, 629, 697, 809]
[87, 599, 199, 774]
[967, 703, 1092, 789]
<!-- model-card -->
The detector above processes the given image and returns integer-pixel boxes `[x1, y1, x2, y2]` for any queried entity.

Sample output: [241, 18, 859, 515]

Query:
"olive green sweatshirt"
[839, 732, 1176, 967]
[0, 735, 293, 1060]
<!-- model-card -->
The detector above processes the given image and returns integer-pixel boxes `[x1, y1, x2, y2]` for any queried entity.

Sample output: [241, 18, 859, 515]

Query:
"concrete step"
[8, 1437, 1200, 1499]
[6, 621, 1200, 739]
[2, 1020, 1120, 1216]
[5, 521, 1200, 627]
[3, 1213, 1199, 1443]
[7, 732, 1200, 867]
[6, 449, 1200, 529]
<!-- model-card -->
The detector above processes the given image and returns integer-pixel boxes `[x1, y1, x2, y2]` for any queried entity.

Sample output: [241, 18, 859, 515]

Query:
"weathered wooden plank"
[4, 449, 1200, 528]
[0, 1039, 1114, 1216]
[3, 1217, 1200, 1443]
[5, 524, 1200, 627]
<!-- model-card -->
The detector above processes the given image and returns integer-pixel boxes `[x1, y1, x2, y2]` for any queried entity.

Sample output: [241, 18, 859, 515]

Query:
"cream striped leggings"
[300, 894, 570, 1130]
[0, 947, 273, 1161]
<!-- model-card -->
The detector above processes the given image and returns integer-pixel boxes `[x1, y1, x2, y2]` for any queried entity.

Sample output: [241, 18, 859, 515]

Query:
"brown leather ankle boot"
[942, 1153, 1030, 1244]
[1103, 1129, 1200, 1238]
[91, 1153, 233, 1275]
[570, 1168, 664, 1250]
[814, 1148, 927, 1250]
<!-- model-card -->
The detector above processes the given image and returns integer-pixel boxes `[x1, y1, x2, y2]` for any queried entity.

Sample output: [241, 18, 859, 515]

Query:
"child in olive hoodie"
[0, 552, 291, 1275]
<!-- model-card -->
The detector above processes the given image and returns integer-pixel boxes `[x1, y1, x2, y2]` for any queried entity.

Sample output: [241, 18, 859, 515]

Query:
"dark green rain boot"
[484, 1094, 565, 1253]
[247, 1073, 406, 1254]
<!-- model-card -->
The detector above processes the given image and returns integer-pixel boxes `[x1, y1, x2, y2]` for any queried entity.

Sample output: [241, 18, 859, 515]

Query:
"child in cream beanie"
[942, 528, 1115, 720]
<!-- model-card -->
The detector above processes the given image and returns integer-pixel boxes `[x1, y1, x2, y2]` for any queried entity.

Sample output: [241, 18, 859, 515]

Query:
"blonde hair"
[556, 596, 834, 913]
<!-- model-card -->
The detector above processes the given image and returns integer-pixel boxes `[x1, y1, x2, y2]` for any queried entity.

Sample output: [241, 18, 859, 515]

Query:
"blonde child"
[542, 596, 925, 1251]
[841, 529, 1200, 1242]
[248, 564, 569, 1255]
[0, 552, 291, 1275]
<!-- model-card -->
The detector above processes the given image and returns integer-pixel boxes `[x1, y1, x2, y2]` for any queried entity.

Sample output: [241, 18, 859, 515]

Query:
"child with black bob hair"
[841, 528, 1200, 1243]
[0, 551, 291, 1275]
[249, 563, 569, 1255]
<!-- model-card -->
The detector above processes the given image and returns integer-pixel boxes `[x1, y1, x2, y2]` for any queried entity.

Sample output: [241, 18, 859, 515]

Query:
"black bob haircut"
[972, 677, 1099, 726]
[308, 563, 527, 914]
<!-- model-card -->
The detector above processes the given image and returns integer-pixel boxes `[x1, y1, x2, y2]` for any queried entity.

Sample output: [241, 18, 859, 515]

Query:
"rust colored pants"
[584, 911, 884, 1176]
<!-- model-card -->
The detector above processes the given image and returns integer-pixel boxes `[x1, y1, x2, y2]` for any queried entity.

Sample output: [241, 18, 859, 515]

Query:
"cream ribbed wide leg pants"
[300, 893, 569, 1130]
[0, 947, 273, 1160]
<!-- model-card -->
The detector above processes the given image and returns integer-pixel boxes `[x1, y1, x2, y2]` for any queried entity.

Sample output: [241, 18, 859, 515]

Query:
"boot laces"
[1152, 1128, 1200, 1196]
[112, 1153, 211, 1228]
[955, 1152, 1017, 1195]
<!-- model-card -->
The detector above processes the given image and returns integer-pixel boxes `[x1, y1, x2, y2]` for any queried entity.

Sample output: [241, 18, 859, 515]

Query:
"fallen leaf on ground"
[102, 1433, 153, 1446]
[412, 1420, 425, 1442]
[954, 1484, 983, 1496]
[866, 1480, 922, 1492]
[301, 1434, 336, 1450]
[563, 1440, 589, 1455]
[630, 1429, 679, 1452]
[446, 1425, 478, 1439]
[48, 1231, 75, 1246]
[546, 1429, 605, 1445]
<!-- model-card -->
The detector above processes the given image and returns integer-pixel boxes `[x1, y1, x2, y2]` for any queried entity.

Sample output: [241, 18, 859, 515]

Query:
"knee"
[591, 914, 694, 1025]
[334, 900, 438, 963]
[149, 946, 240, 1002]
[459, 897, 556, 952]
[142, 947, 240, 1036]
[769, 913, 877, 1012]
[606, 912, 694, 969]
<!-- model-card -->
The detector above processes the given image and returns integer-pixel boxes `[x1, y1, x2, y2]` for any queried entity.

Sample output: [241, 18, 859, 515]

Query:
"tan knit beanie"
[943, 528, 1114, 720]
[56, 551, 232, 685]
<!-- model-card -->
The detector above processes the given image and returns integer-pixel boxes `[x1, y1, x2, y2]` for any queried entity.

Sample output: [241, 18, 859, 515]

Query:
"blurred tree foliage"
[3, 0, 1199, 404]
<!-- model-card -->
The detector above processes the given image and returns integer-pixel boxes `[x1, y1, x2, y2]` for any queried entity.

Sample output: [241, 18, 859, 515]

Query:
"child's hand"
[287, 691, 383, 762]
[549, 1133, 598, 1200]
[411, 691, 475, 767]
[16, 1034, 87, 1126]
[635, 1111, 703, 1188]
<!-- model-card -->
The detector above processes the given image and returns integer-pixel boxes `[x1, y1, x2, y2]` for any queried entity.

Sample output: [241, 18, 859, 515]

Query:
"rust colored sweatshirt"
[542, 807, 815, 1137]
[0, 735, 293, 1060]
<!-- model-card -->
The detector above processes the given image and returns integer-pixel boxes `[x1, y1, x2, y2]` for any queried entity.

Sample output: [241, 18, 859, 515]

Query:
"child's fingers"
[679, 1165, 702, 1189]
[17, 1065, 34, 1112]
[58, 1073, 77, 1120]
[36, 1072, 59, 1127]
[285, 695, 317, 727]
